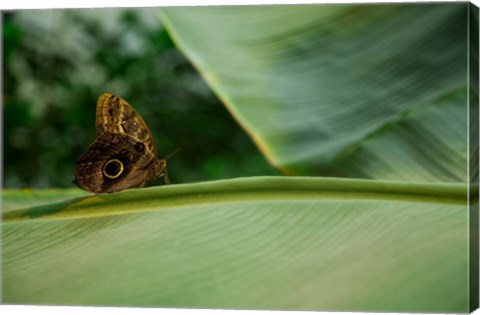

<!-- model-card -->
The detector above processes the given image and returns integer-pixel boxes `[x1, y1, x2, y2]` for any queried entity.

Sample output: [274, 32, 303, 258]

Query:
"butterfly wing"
[74, 94, 167, 194]
[74, 132, 160, 193]
[96, 93, 157, 155]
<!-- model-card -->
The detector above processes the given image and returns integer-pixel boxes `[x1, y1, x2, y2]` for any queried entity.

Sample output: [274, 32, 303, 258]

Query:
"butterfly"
[73, 93, 169, 194]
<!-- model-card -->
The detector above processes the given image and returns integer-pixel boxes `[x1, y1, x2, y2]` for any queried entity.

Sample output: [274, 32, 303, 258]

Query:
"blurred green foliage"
[3, 8, 279, 189]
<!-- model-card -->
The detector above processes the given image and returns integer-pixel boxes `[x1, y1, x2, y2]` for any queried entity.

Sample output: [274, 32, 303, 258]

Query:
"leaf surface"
[159, 4, 468, 181]
[2, 177, 469, 312]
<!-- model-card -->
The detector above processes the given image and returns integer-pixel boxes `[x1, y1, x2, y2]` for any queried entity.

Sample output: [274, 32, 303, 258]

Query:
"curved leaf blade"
[159, 4, 468, 182]
[2, 177, 469, 312]
[2, 189, 88, 212]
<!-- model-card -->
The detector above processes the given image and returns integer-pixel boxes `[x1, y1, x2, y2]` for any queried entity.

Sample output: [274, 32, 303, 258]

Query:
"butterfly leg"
[162, 169, 171, 185]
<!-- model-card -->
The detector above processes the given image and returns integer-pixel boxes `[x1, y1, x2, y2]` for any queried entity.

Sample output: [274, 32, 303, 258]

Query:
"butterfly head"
[155, 147, 181, 185]
[152, 159, 169, 184]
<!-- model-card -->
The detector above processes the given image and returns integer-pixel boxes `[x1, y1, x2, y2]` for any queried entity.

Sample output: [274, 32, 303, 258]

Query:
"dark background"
[3, 8, 279, 189]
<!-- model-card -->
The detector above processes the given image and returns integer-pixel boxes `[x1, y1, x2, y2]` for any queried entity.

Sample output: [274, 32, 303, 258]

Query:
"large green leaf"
[2, 177, 469, 312]
[159, 4, 468, 182]
[2, 189, 88, 212]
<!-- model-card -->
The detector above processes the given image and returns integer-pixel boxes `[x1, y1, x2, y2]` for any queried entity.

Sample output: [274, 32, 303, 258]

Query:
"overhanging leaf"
[2, 177, 470, 312]
[159, 4, 468, 182]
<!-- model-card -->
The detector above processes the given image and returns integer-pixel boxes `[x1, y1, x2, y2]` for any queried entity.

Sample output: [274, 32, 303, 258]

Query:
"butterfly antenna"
[164, 147, 182, 160]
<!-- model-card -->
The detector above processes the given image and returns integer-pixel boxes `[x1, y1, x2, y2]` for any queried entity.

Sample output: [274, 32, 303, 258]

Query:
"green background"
[3, 8, 279, 189]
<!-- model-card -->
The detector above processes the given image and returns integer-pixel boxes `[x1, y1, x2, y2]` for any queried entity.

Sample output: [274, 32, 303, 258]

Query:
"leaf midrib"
[2, 177, 468, 224]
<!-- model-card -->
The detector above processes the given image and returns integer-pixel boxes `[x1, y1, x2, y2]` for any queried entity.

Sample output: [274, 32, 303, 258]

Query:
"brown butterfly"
[74, 93, 169, 194]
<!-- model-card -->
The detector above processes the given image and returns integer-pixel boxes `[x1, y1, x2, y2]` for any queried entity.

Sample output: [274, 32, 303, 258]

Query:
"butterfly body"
[74, 94, 168, 194]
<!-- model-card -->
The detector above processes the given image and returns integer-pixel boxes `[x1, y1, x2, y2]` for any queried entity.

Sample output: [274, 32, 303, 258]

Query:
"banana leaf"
[159, 3, 469, 182]
[2, 177, 470, 312]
